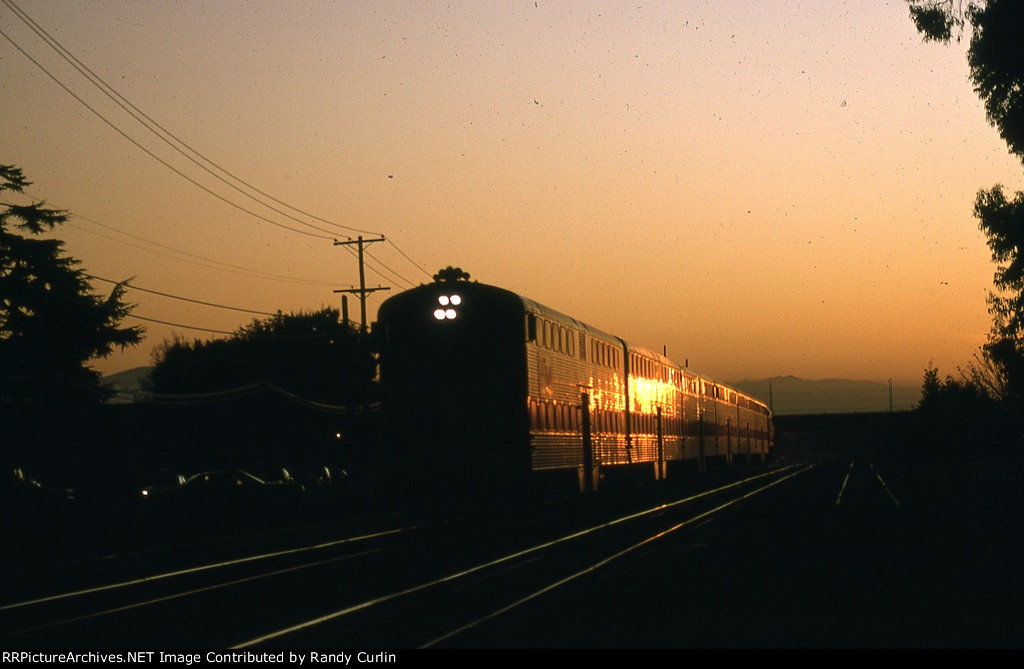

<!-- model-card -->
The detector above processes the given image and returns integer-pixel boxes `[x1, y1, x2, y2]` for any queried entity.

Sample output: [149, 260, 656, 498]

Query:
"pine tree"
[0, 164, 142, 402]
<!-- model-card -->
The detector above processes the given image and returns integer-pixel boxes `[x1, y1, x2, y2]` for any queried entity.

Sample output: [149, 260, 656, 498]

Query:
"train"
[375, 280, 772, 508]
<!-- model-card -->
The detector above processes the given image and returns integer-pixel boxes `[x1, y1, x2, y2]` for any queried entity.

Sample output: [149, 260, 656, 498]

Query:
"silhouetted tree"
[909, 1, 1024, 412]
[910, 1, 1024, 160]
[916, 363, 1010, 457]
[148, 308, 374, 405]
[432, 266, 471, 282]
[0, 164, 142, 403]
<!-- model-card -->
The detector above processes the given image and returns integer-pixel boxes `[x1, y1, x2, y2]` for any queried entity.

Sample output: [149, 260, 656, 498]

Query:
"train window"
[526, 314, 537, 343]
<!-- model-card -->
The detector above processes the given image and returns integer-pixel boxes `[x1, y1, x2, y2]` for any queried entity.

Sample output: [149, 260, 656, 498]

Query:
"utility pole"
[334, 236, 389, 333]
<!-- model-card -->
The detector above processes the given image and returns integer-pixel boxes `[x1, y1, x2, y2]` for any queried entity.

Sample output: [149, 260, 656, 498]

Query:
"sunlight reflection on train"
[630, 375, 677, 415]
[587, 375, 626, 412]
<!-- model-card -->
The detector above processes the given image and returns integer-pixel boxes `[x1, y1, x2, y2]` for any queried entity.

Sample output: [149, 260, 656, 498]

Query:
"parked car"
[3, 466, 76, 533]
[4, 466, 75, 504]
[139, 472, 187, 501]
[151, 470, 303, 514]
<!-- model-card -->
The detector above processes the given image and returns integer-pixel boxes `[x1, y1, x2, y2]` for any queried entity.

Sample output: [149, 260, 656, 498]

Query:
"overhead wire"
[386, 238, 434, 281]
[126, 314, 237, 335]
[0, 0, 354, 239]
[0, 24, 340, 240]
[4, 193, 278, 336]
[66, 214, 336, 287]
[1, 0, 452, 353]
[2, 0, 434, 284]
[10, 201, 359, 337]
[353, 244, 417, 290]
[0, 256, 249, 337]
[85, 274, 278, 316]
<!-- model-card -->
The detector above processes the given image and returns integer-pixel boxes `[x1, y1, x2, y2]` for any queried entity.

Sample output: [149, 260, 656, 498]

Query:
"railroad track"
[1, 465, 812, 648]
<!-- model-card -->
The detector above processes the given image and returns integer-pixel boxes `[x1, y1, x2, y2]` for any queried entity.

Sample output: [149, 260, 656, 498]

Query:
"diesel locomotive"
[375, 280, 772, 507]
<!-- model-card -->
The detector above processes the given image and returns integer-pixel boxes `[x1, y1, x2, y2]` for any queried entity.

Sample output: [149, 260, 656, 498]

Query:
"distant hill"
[731, 376, 921, 416]
[101, 366, 152, 402]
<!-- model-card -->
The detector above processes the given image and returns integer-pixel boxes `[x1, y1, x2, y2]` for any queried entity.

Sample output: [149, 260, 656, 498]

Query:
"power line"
[386, 238, 434, 281]
[358, 245, 416, 289]
[0, 0, 368, 239]
[66, 217, 336, 287]
[127, 312, 367, 340]
[0, 25, 334, 240]
[126, 313, 237, 335]
[1, 0, 434, 285]
[85, 274, 278, 316]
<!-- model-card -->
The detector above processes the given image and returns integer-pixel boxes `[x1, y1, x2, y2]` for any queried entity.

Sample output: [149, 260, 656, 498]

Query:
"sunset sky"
[2, 0, 1021, 388]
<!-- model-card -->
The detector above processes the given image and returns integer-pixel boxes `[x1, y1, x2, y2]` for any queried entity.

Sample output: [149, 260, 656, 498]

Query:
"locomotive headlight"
[433, 294, 462, 320]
